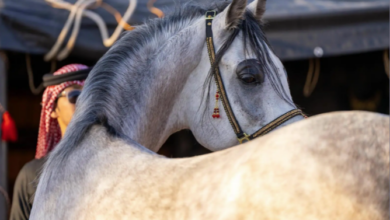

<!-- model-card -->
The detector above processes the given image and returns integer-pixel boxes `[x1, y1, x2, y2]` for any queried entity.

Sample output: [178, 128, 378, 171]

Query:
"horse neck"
[123, 18, 206, 152]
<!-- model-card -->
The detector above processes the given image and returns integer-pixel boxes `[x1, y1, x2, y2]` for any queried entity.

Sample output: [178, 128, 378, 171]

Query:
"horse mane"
[50, 2, 231, 164]
[51, 1, 292, 163]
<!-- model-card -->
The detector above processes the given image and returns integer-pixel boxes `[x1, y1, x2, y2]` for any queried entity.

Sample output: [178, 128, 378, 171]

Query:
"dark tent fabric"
[263, 0, 389, 61]
[0, 0, 388, 61]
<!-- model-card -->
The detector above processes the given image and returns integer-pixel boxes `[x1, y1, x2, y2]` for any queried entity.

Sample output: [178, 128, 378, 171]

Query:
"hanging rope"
[44, 0, 166, 61]
[384, 50, 389, 78]
[99, 2, 135, 30]
[44, 0, 137, 61]
[56, 0, 103, 60]
[349, 91, 381, 111]
[26, 54, 44, 95]
[147, 0, 164, 18]
[50, 60, 57, 74]
[303, 58, 320, 97]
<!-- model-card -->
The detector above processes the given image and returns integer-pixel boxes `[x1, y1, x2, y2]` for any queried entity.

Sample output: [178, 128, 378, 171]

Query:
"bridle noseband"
[205, 10, 305, 144]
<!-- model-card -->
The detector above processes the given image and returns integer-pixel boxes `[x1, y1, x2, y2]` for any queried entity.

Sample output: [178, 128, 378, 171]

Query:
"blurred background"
[0, 0, 389, 218]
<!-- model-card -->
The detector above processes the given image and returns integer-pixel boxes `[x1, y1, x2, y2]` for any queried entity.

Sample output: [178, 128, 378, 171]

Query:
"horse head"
[183, 0, 305, 150]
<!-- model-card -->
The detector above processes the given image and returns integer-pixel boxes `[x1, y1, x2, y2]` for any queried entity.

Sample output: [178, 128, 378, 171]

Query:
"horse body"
[30, 0, 389, 219]
[32, 112, 388, 219]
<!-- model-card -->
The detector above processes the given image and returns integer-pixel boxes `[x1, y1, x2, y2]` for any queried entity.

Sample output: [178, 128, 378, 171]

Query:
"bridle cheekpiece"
[204, 10, 305, 144]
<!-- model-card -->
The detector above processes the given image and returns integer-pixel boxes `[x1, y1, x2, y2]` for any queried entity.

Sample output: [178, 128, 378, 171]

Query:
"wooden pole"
[0, 51, 9, 220]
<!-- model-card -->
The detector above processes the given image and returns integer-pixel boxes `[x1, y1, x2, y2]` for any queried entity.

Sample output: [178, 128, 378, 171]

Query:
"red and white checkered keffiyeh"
[35, 64, 88, 159]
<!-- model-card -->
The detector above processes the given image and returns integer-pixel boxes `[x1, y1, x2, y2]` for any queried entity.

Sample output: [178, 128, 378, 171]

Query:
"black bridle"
[205, 10, 305, 144]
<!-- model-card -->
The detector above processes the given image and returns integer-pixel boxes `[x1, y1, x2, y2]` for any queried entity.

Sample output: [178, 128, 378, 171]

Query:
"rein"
[205, 10, 305, 144]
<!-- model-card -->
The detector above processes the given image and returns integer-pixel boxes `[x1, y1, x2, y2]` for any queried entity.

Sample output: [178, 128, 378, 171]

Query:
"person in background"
[9, 64, 91, 220]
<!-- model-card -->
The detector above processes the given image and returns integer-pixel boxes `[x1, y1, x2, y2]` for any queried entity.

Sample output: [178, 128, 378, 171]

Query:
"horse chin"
[194, 115, 305, 152]
[204, 144, 237, 152]
[197, 134, 239, 152]
[281, 115, 305, 127]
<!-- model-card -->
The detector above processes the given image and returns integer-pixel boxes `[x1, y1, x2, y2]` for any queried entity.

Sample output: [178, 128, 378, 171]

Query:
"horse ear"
[247, 0, 267, 23]
[225, 0, 247, 30]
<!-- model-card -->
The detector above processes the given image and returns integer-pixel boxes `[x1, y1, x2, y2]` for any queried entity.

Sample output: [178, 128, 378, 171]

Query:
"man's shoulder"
[19, 158, 46, 180]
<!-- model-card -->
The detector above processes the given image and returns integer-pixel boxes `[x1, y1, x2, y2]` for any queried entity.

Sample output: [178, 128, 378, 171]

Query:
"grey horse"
[31, 0, 389, 219]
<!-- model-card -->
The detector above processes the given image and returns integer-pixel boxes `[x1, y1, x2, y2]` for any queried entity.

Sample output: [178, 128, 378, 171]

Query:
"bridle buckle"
[205, 10, 217, 20]
[237, 133, 250, 144]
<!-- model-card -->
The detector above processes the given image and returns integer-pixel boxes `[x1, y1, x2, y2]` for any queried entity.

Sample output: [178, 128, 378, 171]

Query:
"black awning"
[0, 0, 388, 61]
[264, 0, 389, 61]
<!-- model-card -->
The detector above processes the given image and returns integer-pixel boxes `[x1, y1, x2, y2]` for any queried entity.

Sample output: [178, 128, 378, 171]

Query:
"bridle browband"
[205, 10, 305, 144]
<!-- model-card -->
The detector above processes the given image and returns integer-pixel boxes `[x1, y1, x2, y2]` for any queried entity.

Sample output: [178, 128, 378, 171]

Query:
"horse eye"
[236, 59, 264, 86]
[240, 74, 258, 84]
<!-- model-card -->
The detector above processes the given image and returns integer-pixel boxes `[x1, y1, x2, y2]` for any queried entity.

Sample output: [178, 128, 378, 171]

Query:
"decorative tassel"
[1, 111, 18, 142]
[212, 91, 220, 119]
